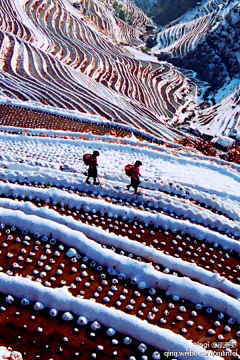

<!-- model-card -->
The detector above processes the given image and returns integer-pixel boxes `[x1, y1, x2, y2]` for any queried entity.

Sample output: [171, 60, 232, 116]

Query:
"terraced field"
[151, 0, 240, 139]
[0, 0, 239, 359]
[0, 0, 199, 141]
[152, 0, 237, 59]
[0, 113, 238, 359]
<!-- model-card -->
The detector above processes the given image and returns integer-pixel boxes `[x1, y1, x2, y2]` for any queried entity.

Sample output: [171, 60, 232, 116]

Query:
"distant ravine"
[131, 0, 203, 25]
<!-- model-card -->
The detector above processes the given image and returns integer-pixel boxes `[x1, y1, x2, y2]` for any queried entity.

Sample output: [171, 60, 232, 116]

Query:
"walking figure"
[126, 160, 142, 194]
[85, 150, 100, 185]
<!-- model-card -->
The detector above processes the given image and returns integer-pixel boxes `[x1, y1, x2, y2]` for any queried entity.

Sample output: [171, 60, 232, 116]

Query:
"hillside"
[152, 0, 240, 91]
[0, 0, 239, 360]
[131, 0, 203, 25]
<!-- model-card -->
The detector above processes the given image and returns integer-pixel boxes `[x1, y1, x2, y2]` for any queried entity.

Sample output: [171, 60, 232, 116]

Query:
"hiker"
[127, 160, 142, 194]
[86, 150, 100, 185]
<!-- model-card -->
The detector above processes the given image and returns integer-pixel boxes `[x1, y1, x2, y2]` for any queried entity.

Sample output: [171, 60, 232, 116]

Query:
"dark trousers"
[86, 167, 98, 183]
[127, 177, 139, 193]
[88, 167, 97, 178]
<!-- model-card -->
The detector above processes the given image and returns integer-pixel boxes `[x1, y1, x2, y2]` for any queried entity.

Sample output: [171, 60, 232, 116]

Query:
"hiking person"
[85, 150, 100, 185]
[126, 160, 142, 194]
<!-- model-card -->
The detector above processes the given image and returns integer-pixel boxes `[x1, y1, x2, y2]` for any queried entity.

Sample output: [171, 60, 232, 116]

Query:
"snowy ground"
[0, 132, 239, 199]
[0, 119, 239, 359]
[0, 0, 239, 358]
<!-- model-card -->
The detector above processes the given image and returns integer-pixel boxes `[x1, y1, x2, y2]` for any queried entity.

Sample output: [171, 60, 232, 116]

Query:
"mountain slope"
[0, 1, 239, 359]
[152, 0, 240, 94]
[0, 0, 200, 141]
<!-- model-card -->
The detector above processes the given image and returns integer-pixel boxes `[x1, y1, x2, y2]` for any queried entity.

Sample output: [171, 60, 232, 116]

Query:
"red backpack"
[125, 164, 133, 177]
[83, 154, 91, 165]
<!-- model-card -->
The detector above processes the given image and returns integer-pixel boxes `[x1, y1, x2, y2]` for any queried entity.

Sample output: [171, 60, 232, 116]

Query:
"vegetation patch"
[112, 1, 133, 24]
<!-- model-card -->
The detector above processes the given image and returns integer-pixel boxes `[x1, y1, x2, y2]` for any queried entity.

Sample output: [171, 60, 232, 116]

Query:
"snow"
[12, 0, 50, 51]
[0, 123, 237, 355]
[0, 195, 239, 298]
[0, 182, 238, 250]
[124, 46, 162, 62]
[0, 98, 166, 143]
[0, 273, 224, 360]
[0, 0, 239, 356]
[211, 136, 235, 148]
[0, 347, 22, 360]
[0, 207, 239, 324]
[0, 132, 239, 199]
[150, 0, 240, 140]
[214, 79, 240, 104]
[191, 85, 240, 139]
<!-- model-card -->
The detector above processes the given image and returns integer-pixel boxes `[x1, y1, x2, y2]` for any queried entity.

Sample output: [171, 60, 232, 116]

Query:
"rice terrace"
[0, 0, 239, 359]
